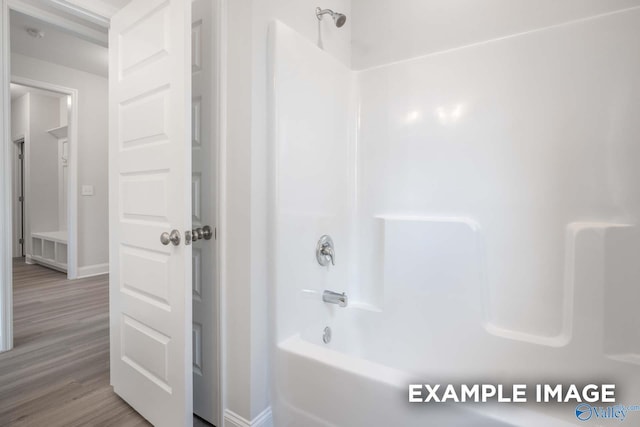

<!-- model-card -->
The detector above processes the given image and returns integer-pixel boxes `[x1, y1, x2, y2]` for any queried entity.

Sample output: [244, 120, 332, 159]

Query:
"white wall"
[11, 54, 108, 271]
[10, 93, 27, 140]
[224, 0, 351, 423]
[270, 21, 354, 344]
[355, 6, 640, 342]
[269, 21, 356, 425]
[351, 0, 640, 69]
[59, 97, 68, 126]
[27, 92, 60, 241]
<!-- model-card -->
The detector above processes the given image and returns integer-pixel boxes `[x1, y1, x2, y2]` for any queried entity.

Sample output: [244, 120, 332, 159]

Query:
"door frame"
[216, 1, 228, 425]
[12, 136, 24, 258]
[1, 0, 12, 352]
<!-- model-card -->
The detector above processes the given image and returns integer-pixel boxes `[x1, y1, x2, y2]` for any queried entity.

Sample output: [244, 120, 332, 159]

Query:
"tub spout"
[323, 290, 348, 307]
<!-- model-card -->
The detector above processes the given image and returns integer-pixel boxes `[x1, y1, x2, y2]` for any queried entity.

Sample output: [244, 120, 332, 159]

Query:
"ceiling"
[10, 10, 108, 77]
[351, 0, 640, 69]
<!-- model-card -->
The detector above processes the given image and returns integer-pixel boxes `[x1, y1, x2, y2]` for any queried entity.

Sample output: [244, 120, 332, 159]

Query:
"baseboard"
[77, 263, 109, 278]
[25, 255, 34, 264]
[224, 407, 272, 427]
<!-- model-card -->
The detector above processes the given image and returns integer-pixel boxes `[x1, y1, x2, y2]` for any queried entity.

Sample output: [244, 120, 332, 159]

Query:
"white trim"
[29, 255, 66, 273]
[44, 0, 110, 28]
[224, 407, 273, 427]
[11, 76, 79, 281]
[51, 0, 118, 22]
[77, 262, 109, 278]
[7, 0, 108, 47]
[217, 0, 228, 425]
[0, 0, 13, 353]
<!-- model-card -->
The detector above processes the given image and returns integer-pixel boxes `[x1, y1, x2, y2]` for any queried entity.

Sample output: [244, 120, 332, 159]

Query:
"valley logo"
[575, 403, 640, 422]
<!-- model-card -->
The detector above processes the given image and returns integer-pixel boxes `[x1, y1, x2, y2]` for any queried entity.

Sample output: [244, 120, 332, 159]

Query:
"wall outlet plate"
[81, 185, 94, 196]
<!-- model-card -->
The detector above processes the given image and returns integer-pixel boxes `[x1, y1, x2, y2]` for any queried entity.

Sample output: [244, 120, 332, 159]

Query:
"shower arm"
[316, 8, 333, 19]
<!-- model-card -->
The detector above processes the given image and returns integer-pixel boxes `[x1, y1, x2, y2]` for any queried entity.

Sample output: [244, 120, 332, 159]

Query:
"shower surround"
[269, 6, 640, 426]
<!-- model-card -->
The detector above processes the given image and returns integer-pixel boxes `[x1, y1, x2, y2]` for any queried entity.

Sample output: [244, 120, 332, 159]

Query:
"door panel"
[109, 0, 192, 426]
[192, 0, 219, 423]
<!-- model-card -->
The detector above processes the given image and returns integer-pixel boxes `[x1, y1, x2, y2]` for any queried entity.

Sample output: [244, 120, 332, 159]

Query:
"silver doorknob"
[194, 228, 204, 240]
[202, 225, 213, 240]
[160, 229, 181, 246]
[191, 225, 213, 242]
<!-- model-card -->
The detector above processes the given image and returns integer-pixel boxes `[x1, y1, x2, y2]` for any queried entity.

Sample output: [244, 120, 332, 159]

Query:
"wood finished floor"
[0, 258, 212, 427]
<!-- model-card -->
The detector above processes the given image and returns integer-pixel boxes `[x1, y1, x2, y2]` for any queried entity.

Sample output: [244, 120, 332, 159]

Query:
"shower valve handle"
[316, 235, 335, 266]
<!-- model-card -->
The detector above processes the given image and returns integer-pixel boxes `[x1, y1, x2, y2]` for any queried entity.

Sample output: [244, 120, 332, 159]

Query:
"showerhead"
[334, 12, 347, 27]
[316, 7, 347, 28]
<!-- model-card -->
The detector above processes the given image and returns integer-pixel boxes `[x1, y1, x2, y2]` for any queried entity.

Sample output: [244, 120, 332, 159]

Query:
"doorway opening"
[10, 81, 74, 276]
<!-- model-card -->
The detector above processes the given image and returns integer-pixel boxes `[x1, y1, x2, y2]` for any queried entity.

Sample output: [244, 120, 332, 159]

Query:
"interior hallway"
[0, 258, 150, 426]
[0, 260, 213, 426]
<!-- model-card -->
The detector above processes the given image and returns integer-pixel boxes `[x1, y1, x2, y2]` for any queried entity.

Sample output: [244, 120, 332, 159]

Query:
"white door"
[192, 0, 219, 423]
[108, 0, 192, 426]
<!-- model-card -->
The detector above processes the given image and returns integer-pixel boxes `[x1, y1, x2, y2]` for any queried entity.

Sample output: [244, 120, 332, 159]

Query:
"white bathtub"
[272, 305, 582, 427]
[270, 220, 640, 426]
